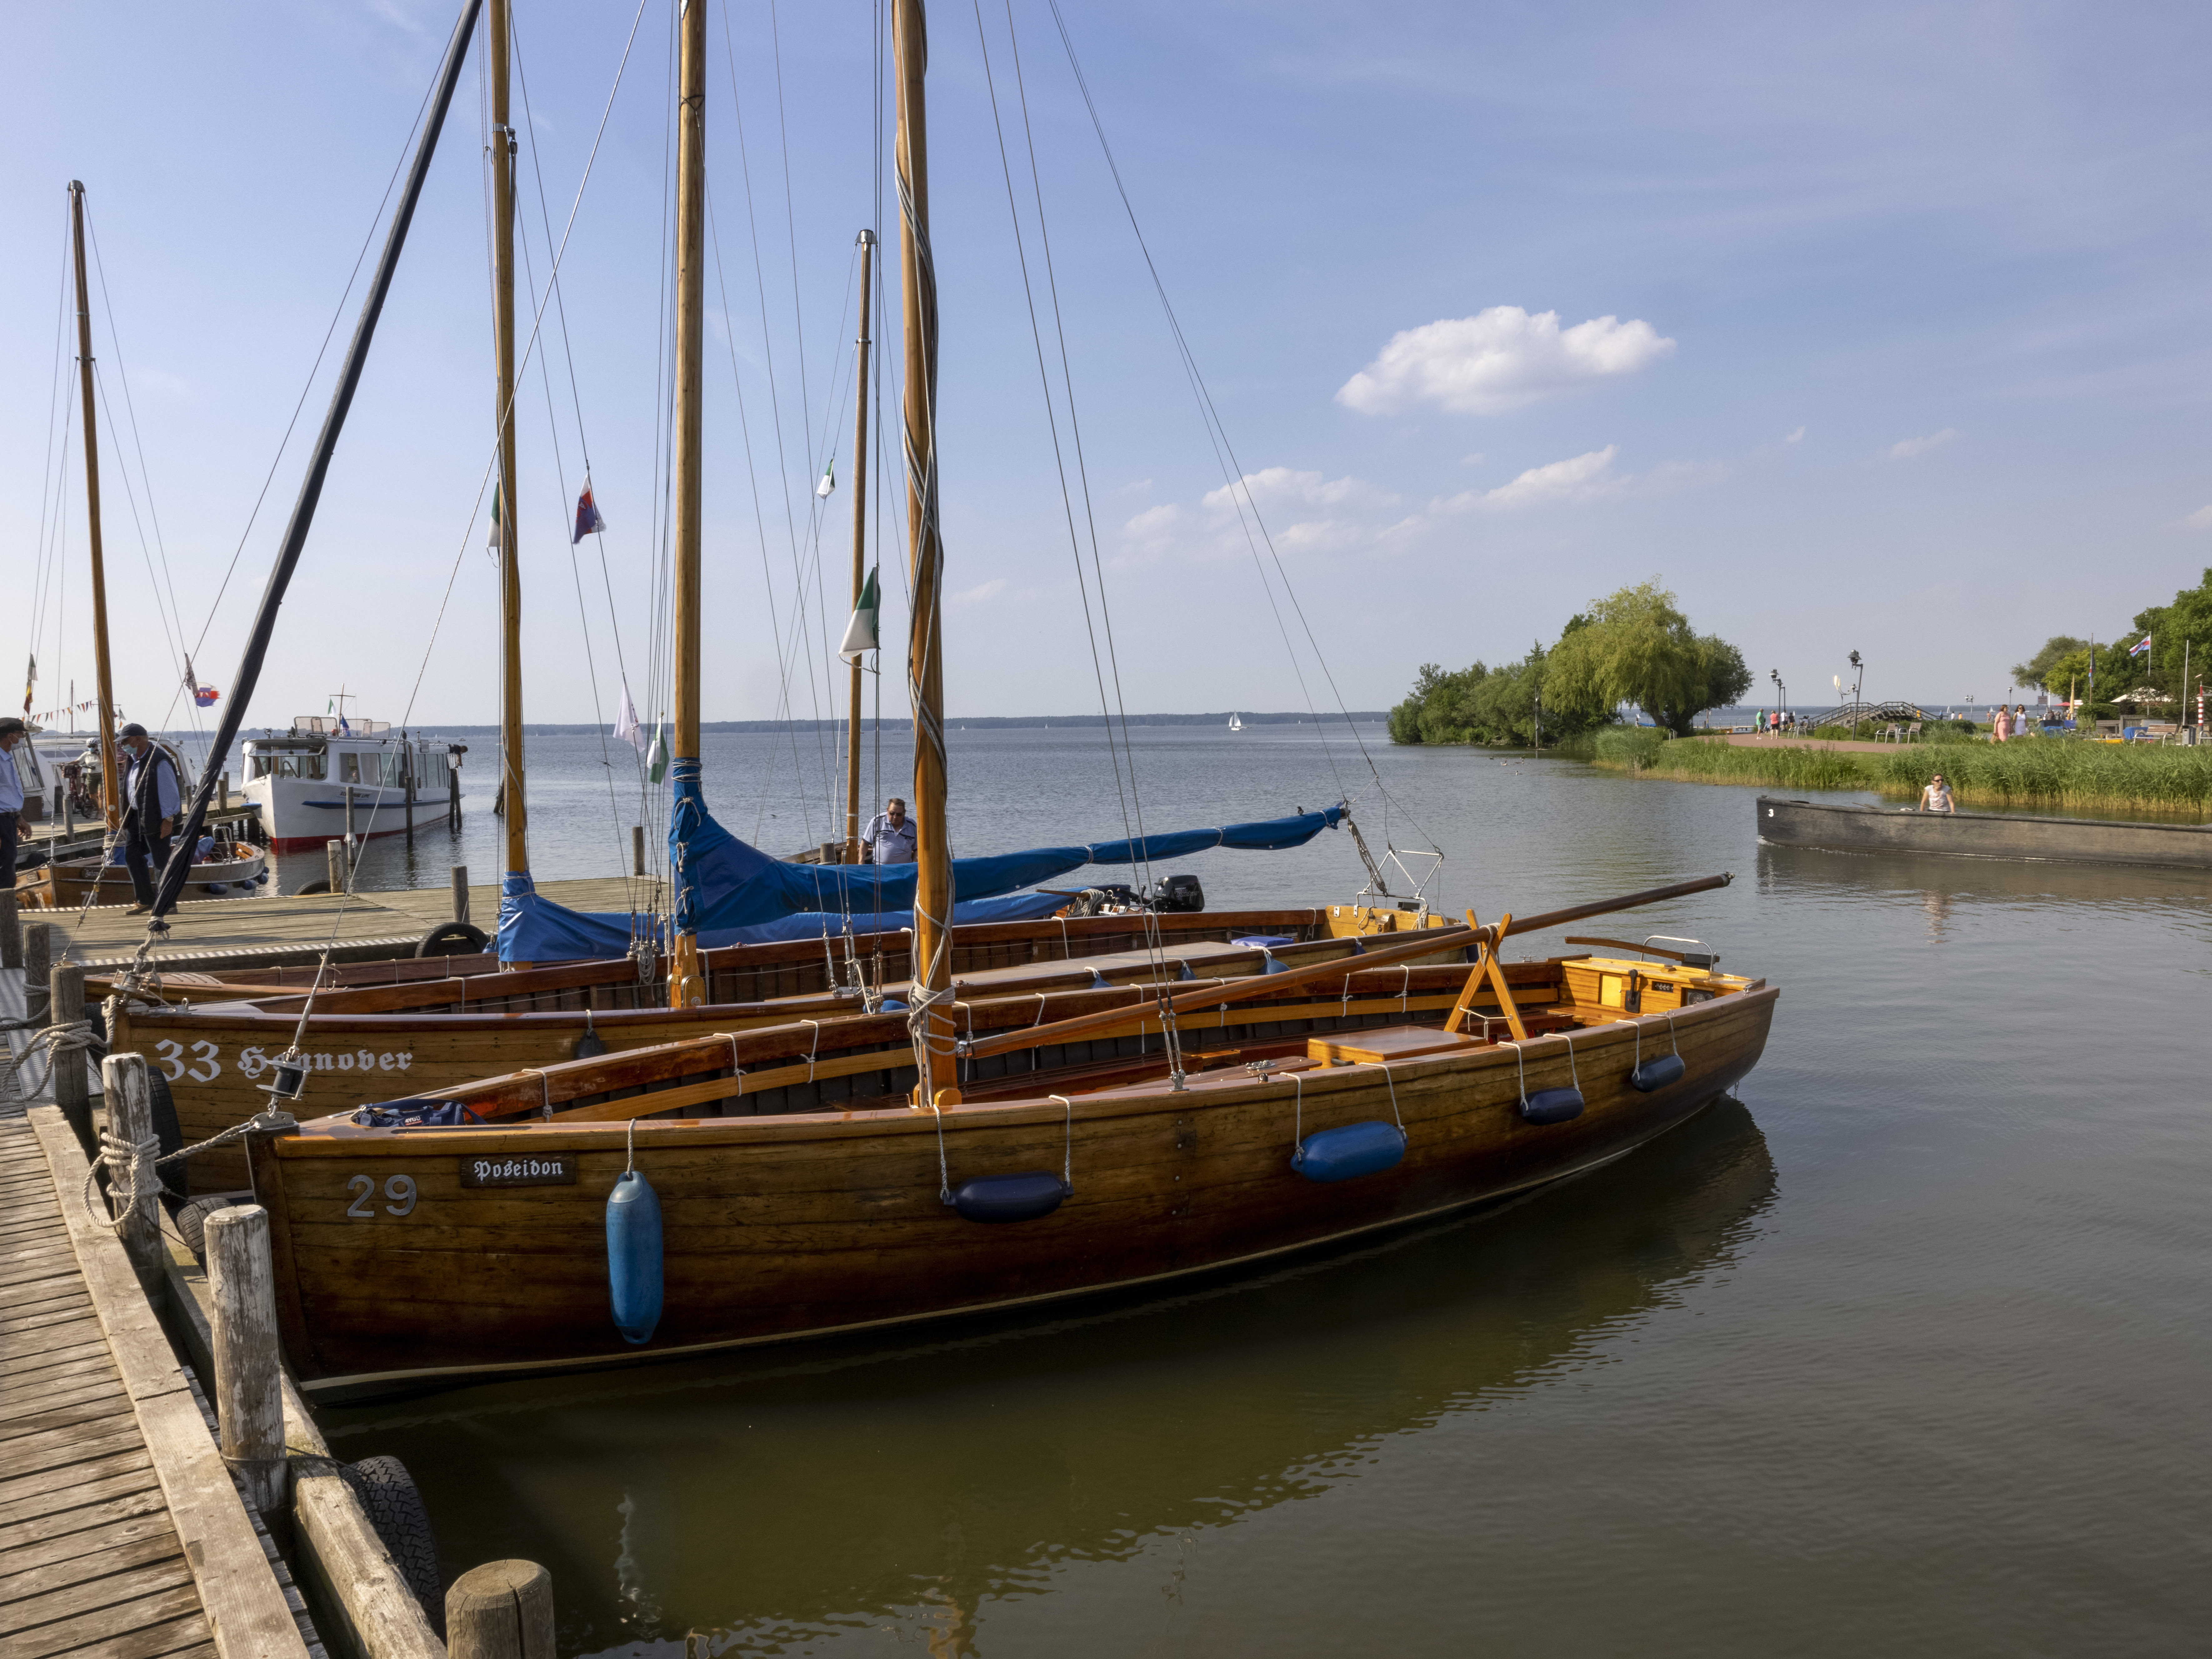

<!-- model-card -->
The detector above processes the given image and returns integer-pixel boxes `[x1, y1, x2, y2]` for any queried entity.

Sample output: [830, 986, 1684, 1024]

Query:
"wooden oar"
[958, 873, 1731, 1064]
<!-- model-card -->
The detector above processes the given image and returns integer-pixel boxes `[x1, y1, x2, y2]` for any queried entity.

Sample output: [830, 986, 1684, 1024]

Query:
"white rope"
[84, 1127, 159, 1236]
[1377, 1060, 1403, 1132]
[1, 1019, 95, 1103]
[1049, 1093, 1074, 1193]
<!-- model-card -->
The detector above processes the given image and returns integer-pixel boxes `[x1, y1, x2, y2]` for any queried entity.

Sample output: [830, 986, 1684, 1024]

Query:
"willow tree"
[1543, 581, 1750, 736]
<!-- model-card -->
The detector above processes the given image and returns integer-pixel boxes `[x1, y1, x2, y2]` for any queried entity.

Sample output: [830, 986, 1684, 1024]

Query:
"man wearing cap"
[0, 717, 26, 882]
[117, 723, 182, 915]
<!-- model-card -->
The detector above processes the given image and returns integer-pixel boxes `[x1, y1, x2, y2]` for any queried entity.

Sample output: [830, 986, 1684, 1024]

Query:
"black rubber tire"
[175, 1192, 252, 1265]
[341, 1455, 445, 1637]
[416, 921, 489, 959]
[147, 1072, 187, 1202]
[295, 878, 332, 895]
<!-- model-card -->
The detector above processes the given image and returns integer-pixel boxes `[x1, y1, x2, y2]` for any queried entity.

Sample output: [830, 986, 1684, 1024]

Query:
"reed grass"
[1589, 729, 2212, 815]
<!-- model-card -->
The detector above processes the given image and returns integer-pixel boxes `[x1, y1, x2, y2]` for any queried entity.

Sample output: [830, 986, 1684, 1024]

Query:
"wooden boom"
[958, 873, 1732, 1063]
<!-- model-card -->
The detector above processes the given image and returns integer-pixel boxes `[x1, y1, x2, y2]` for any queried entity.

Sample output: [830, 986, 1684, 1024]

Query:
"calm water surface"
[307, 725, 2211, 1656]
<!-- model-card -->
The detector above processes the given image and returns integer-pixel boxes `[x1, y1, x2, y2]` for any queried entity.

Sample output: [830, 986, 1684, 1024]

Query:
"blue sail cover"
[496, 781, 1342, 962]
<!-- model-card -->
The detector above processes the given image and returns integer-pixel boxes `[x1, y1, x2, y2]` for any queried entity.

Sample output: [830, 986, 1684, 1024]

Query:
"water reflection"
[1756, 840, 2212, 912]
[322, 1101, 1774, 1655]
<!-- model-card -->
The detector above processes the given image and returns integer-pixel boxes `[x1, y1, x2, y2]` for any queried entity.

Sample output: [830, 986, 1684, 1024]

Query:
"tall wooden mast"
[844, 228, 874, 863]
[67, 182, 121, 829]
[490, 0, 531, 954]
[892, 0, 957, 1103]
[666, 0, 709, 1005]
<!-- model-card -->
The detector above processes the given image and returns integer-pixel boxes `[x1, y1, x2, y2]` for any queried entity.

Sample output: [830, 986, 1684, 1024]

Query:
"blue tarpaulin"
[497, 781, 1341, 963]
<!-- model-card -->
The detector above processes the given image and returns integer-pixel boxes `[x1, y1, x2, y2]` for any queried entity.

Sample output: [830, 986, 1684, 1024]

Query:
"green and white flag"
[816, 458, 836, 499]
[838, 565, 879, 665]
[647, 717, 667, 785]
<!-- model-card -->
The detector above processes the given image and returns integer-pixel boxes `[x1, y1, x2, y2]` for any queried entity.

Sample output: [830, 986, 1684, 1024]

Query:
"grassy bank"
[1589, 728, 2212, 815]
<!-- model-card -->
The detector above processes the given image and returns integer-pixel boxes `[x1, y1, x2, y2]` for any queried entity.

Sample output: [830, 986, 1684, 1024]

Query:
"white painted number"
[384, 1175, 417, 1217]
[187, 1041, 220, 1084]
[346, 1175, 375, 1218]
[153, 1039, 184, 1081]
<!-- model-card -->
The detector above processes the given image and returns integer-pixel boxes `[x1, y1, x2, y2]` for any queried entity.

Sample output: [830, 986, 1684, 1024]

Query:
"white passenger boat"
[241, 716, 466, 852]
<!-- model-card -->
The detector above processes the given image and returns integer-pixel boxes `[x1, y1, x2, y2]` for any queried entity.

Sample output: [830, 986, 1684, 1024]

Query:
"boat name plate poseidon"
[461, 1155, 578, 1188]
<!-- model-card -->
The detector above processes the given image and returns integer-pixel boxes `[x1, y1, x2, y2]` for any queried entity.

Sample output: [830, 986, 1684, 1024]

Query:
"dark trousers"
[0, 811, 17, 884]
[123, 821, 172, 908]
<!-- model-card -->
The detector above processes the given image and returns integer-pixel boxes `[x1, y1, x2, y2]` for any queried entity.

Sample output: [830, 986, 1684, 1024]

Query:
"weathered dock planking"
[2, 967, 321, 1659]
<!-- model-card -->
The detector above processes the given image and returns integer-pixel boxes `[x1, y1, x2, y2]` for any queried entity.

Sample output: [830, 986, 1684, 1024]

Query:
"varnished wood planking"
[262, 989, 1775, 1381]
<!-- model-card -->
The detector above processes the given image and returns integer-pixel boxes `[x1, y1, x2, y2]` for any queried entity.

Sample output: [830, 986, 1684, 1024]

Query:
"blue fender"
[950, 1171, 1069, 1223]
[1631, 1054, 1685, 1092]
[1291, 1120, 1407, 1183]
[606, 1171, 664, 1344]
[1521, 1087, 1585, 1125]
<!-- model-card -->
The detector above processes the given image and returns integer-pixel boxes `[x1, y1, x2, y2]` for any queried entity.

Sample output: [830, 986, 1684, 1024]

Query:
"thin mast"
[490, 0, 531, 958]
[892, 0, 957, 1104]
[666, 0, 709, 1005]
[67, 182, 121, 829]
[844, 228, 875, 862]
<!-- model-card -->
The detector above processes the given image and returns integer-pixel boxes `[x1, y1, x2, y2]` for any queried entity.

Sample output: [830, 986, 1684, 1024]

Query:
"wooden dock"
[1, 969, 322, 1659]
[38, 873, 654, 970]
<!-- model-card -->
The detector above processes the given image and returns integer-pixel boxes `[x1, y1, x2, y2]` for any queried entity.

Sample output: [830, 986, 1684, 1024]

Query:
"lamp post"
[1848, 649, 1863, 728]
[1769, 668, 1786, 733]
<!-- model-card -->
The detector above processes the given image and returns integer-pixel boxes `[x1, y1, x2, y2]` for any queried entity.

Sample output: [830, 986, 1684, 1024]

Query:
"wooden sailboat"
[209, 0, 1779, 1395]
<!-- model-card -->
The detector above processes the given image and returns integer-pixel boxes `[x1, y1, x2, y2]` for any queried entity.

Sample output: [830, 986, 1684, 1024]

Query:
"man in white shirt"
[0, 718, 25, 881]
[860, 796, 917, 864]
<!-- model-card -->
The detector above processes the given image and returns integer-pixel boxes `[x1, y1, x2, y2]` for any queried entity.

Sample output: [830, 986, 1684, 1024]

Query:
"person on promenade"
[0, 717, 26, 879]
[1919, 772, 1956, 814]
[117, 722, 181, 914]
[1992, 706, 2011, 742]
[860, 796, 917, 865]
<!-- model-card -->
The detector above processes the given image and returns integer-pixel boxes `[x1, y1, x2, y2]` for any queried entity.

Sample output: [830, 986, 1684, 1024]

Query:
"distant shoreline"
[103, 712, 1389, 739]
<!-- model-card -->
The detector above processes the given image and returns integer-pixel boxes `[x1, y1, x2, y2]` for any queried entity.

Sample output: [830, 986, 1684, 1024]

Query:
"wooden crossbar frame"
[1444, 909, 1528, 1041]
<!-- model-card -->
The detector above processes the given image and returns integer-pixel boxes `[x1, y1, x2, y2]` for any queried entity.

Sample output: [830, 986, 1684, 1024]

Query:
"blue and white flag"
[2129, 633, 2152, 658]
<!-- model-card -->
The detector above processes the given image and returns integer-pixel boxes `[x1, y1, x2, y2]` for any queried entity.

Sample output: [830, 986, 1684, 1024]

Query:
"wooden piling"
[51, 959, 90, 1143]
[452, 864, 470, 924]
[329, 838, 347, 896]
[205, 1203, 289, 1517]
[447, 1560, 556, 1659]
[24, 919, 52, 1024]
[102, 1050, 165, 1297]
[632, 824, 645, 877]
[0, 883, 19, 969]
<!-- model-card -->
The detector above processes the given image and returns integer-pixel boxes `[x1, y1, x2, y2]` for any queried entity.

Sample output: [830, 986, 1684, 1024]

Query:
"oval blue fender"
[1291, 1120, 1407, 1183]
[1521, 1087, 1585, 1125]
[606, 1170, 664, 1345]
[951, 1171, 1069, 1223]
[1631, 1054, 1685, 1092]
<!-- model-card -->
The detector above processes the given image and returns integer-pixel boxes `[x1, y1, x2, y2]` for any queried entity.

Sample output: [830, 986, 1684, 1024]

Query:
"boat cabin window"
[250, 752, 327, 780]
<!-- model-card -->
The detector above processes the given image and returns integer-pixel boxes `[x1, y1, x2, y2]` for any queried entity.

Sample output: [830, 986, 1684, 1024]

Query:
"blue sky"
[9, 1, 2210, 732]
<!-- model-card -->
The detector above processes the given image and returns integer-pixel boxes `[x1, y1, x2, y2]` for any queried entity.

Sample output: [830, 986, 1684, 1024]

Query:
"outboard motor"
[1151, 873, 1204, 912]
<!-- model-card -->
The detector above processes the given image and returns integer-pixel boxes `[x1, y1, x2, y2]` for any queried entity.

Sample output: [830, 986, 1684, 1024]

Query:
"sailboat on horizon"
[1228, 712, 1243, 732]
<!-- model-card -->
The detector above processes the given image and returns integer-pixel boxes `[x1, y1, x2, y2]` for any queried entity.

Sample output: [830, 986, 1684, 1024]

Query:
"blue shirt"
[862, 811, 917, 864]
[0, 745, 22, 815]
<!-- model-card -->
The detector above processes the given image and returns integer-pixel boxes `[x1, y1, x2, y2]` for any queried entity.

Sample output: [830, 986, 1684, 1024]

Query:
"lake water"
[309, 723, 2212, 1656]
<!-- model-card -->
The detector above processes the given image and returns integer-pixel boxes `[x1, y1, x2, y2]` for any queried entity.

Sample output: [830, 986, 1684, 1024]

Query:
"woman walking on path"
[1992, 706, 2011, 742]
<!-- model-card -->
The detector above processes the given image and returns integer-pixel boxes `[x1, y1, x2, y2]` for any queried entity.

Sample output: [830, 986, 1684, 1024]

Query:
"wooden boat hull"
[15, 850, 268, 909]
[1756, 794, 2212, 869]
[251, 985, 1775, 1394]
[114, 907, 1465, 1192]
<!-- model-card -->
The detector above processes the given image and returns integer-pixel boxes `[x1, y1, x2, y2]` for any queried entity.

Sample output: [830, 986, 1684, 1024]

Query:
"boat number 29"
[346, 1175, 417, 1219]
[152, 1040, 221, 1084]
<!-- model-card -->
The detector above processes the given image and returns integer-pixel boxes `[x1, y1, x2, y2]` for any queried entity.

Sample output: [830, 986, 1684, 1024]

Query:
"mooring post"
[632, 825, 645, 878]
[205, 1203, 289, 1516]
[101, 1052, 164, 1297]
[60, 784, 74, 837]
[327, 839, 346, 897]
[50, 961, 90, 1143]
[219, 771, 230, 811]
[405, 736, 416, 844]
[24, 923, 52, 1025]
[447, 1560, 557, 1659]
[0, 884, 19, 970]
[451, 864, 470, 924]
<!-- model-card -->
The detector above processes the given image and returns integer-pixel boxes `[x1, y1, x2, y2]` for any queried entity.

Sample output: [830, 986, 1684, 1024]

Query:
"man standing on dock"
[0, 717, 25, 879]
[860, 796, 918, 864]
[117, 723, 180, 915]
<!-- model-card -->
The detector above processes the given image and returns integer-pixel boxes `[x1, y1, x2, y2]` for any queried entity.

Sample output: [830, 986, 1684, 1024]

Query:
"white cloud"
[951, 578, 1008, 606]
[1118, 478, 1153, 496]
[1201, 467, 1393, 514]
[1438, 445, 1625, 511]
[2183, 505, 2212, 530]
[1337, 306, 1675, 416]
[1784, 426, 1806, 444]
[1888, 428, 1959, 460]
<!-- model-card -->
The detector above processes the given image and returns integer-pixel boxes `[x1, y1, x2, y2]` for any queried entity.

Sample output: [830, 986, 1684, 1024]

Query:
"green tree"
[1542, 580, 1752, 736]
[2010, 636, 2087, 690]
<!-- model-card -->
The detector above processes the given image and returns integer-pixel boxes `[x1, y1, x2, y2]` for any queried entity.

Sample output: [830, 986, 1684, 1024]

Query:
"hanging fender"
[949, 1171, 1070, 1223]
[1631, 1054, 1685, 1092]
[1291, 1120, 1407, 1183]
[606, 1170, 664, 1344]
[1520, 1087, 1585, 1125]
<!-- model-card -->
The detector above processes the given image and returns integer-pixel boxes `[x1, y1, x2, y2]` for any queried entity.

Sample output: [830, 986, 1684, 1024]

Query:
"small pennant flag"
[614, 683, 647, 755]
[838, 565, 879, 665]
[647, 718, 667, 786]
[487, 481, 502, 548]
[572, 476, 607, 545]
[23, 652, 34, 715]
[2129, 633, 2152, 658]
[816, 458, 836, 499]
